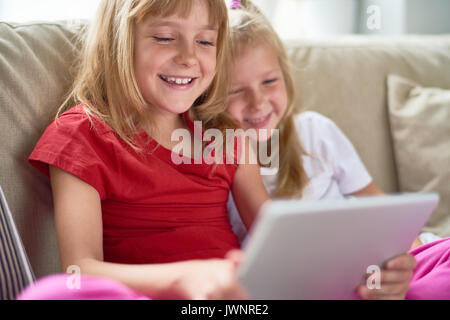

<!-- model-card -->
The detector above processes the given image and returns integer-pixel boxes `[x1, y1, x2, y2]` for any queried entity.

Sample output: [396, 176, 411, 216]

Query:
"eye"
[263, 78, 278, 85]
[197, 40, 215, 47]
[229, 88, 243, 95]
[153, 36, 174, 43]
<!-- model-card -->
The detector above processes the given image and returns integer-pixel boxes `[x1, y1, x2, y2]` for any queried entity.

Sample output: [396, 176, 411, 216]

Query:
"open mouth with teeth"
[159, 75, 195, 86]
[245, 112, 273, 127]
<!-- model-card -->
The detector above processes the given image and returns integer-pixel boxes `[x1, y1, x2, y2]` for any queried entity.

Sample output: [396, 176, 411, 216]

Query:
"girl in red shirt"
[24, 0, 269, 300]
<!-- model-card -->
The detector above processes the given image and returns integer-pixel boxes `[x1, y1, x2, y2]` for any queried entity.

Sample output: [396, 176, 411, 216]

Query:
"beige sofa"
[1, 21, 449, 278]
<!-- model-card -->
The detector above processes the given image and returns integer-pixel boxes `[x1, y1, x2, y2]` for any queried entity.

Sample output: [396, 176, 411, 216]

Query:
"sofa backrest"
[1, 21, 450, 277]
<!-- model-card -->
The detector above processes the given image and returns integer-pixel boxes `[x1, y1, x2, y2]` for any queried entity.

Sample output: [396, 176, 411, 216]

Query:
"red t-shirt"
[29, 105, 240, 264]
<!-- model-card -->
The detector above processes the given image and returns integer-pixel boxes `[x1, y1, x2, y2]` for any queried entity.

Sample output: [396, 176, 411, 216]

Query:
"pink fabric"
[17, 274, 150, 300]
[407, 237, 450, 300]
[230, 0, 241, 9]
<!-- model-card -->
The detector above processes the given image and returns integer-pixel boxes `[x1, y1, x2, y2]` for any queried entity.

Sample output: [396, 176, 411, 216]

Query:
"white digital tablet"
[238, 193, 439, 300]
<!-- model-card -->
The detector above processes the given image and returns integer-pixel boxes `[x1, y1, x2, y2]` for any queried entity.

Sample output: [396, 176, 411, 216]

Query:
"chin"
[163, 103, 194, 115]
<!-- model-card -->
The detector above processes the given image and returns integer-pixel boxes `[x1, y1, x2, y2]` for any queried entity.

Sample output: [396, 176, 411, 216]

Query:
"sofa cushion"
[387, 74, 450, 238]
[0, 185, 35, 299]
[0, 21, 84, 277]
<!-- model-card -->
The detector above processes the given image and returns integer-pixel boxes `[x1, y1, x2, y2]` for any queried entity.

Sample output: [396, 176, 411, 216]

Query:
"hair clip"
[230, 0, 241, 9]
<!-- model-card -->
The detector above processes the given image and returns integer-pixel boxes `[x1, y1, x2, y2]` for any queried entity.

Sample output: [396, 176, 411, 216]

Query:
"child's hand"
[164, 250, 249, 300]
[356, 253, 416, 299]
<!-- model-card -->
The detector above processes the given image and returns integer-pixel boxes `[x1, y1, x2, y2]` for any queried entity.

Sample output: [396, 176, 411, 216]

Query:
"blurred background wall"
[0, 0, 449, 39]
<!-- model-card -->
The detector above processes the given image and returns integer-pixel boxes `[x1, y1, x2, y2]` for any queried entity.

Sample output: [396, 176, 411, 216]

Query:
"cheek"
[134, 51, 158, 84]
[227, 100, 246, 123]
[276, 96, 288, 116]
[273, 87, 288, 116]
[201, 52, 217, 77]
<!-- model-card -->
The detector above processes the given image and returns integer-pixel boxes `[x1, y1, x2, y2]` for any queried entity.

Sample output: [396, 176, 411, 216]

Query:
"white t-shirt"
[227, 111, 373, 243]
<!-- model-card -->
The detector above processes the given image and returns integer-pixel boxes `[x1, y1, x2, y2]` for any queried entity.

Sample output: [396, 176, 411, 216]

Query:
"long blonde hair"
[229, 0, 308, 198]
[57, 0, 236, 153]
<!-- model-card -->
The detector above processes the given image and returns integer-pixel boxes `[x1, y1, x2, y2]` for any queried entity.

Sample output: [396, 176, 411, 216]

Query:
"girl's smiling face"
[227, 42, 288, 142]
[134, 0, 218, 118]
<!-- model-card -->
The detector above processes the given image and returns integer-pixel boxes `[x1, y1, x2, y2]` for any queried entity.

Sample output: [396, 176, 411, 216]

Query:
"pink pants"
[17, 274, 151, 300]
[18, 238, 450, 300]
[406, 237, 450, 300]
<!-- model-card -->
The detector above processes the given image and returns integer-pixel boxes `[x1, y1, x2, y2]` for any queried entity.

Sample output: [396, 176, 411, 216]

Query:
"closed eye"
[198, 40, 215, 47]
[229, 88, 243, 95]
[263, 78, 278, 85]
[153, 36, 174, 43]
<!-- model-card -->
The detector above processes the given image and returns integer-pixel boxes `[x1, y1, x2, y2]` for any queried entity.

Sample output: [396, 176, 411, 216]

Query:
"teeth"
[161, 75, 193, 85]
[247, 114, 269, 124]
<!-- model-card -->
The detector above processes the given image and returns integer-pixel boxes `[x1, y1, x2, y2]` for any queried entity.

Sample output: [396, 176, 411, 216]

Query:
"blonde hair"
[57, 0, 236, 153]
[229, 0, 308, 198]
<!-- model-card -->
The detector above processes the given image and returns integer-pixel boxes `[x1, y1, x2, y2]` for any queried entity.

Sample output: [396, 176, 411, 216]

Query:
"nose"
[174, 40, 198, 68]
[248, 89, 266, 112]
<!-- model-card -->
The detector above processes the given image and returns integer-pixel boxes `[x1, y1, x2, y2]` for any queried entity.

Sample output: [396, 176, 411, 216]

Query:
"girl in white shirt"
[225, 0, 450, 300]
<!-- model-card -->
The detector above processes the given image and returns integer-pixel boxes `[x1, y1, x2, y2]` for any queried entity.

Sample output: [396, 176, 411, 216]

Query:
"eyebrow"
[263, 69, 281, 76]
[147, 21, 218, 31]
[257, 69, 282, 78]
[230, 69, 282, 87]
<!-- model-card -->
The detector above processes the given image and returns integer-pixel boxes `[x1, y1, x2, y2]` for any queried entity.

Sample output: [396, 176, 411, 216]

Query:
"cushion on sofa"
[387, 74, 450, 238]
